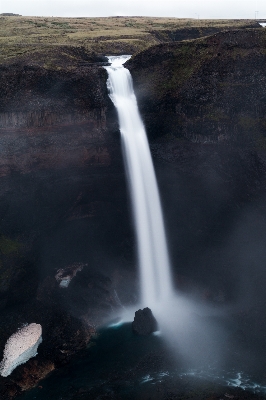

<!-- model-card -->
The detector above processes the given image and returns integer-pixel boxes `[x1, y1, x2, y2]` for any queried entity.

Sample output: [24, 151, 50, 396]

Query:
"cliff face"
[127, 29, 266, 323]
[149, 22, 260, 43]
[128, 29, 266, 145]
[0, 63, 117, 176]
[0, 58, 132, 398]
[1, 28, 266, 397]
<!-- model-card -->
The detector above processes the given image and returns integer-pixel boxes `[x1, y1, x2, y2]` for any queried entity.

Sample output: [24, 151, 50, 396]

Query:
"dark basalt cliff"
[127, 28, 266, 292]
[1, 28, 266, 398]
[0, 62, 115, 175]
[129, 30, 266, 374]
[127, 29, 266, 144]
[0, 58, 131, 398]
[149, 22, 259, 43]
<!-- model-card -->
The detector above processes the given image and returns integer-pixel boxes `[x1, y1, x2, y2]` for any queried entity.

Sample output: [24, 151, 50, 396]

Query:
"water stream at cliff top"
[105, 55, 173, 309]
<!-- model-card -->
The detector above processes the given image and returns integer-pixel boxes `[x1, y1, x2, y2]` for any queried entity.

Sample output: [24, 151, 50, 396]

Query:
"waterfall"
[105, 55, 173, 309]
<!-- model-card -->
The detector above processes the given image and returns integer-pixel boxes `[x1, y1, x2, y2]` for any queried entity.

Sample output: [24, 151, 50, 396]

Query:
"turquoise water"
[20, 322, 266, 399]
[20, 323, 168, 399]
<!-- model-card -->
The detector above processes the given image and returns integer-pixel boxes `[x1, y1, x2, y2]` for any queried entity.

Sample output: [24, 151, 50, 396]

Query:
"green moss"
[206, 110, 230, 121]
[0, 235, 21, 255]
[254, 119, 266, 150]
[256, 136, 266, 150]
[51, 21, 70, 28]
[0, 258, 11, 289]
[0, 16, 261, 64]
[151, 42, 212, 96]
[238, 116, 257, 129]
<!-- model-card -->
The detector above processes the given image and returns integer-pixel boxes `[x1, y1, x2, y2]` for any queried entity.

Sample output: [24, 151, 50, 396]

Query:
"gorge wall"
[127, 28, 266, 288]
[1, 28, 266, 397]
[0, 57, 135, 398]
[128, 29, 266, 144]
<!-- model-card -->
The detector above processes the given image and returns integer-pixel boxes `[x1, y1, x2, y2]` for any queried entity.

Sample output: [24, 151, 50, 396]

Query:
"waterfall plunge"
[105, 55, 173, 309]
[105, 57, 223, 370]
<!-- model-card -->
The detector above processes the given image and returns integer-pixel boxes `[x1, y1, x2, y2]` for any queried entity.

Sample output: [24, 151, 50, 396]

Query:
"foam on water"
[141, 368, 266, 394]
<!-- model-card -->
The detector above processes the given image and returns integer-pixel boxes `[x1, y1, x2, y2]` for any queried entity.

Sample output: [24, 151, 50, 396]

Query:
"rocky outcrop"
[149, 22, 260, 43]
[127, 29, 266, 315]
[132, 307, 158, 335]
[127, 29, 266, 144]
[55, 262, 86, 288]
[0, 63, 119, 176]
[0, 48, 129, 397]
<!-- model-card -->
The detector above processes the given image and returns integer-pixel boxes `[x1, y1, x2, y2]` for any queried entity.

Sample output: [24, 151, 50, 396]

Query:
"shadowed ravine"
[2, 27, 266, 398]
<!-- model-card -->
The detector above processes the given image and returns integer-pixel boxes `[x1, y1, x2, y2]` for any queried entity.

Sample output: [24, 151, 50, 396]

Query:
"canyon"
[1, 16, 266, 398]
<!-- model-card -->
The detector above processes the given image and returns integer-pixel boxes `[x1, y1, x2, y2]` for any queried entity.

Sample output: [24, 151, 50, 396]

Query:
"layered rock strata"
[127, 29, 266, 144]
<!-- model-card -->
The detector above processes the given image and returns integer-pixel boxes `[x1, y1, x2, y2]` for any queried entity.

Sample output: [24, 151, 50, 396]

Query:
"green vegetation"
[0, 235, 21, 255]
[206, 112, 230, 122]
[130, 28, 266, 100]
[0, 16, 259, 69]
[0, 235, 22, 290]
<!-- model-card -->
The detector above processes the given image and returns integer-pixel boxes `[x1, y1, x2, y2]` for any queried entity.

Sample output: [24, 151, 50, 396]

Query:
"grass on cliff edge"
[128, 28, 266, 100]
[0, 16, 259, 69]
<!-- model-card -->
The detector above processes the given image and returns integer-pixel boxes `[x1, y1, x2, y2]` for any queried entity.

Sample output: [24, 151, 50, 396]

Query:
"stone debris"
[0, 323, 42, 377]
[55, 262, 86, 288]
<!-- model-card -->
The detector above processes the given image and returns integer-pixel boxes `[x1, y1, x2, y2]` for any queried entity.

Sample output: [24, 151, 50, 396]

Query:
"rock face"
[1, 26, 266, 398]
[0, 63, 117, 177]
[0, 323, 42, 377]
[150, 23, 259, 43]
[127, 29, 266, 144]
[55, 263, 86, 288]
[132, 308, 158, 335]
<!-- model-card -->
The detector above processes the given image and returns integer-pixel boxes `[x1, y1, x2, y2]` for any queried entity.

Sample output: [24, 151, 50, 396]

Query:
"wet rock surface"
[132, 307, 158, 335]
[128, 29, 266, 144]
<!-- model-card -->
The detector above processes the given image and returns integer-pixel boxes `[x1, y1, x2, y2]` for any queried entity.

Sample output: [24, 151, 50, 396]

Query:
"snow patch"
[0, 323, 42, 377]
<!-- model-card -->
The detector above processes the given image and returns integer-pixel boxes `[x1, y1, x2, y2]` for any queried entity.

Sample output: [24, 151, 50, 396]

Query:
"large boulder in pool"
[132, 307, 158, 335]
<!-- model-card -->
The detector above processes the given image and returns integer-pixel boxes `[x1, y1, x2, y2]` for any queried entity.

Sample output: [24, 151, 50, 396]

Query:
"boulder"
[55, 262, 86, 288]
[0, 323, 42, 377]
[132, 307, 158, 335]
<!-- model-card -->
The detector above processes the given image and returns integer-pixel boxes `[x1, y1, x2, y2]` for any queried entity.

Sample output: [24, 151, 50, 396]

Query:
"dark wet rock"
[77, 61, 111, 67]
[36, 263, 122, 326]
[128, 29, 266, 144]
[132, 307, 158, 335]
[149, 22, 260, 43]
[55, 262, 86, 288]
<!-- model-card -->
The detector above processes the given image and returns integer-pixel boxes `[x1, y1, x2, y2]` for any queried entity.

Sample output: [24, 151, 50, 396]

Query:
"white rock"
[0, 323, 42, 377]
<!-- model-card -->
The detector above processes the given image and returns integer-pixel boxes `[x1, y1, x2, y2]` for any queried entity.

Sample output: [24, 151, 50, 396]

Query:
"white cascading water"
[105, 55, 173, 309]
[105, 57, 225, 373]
